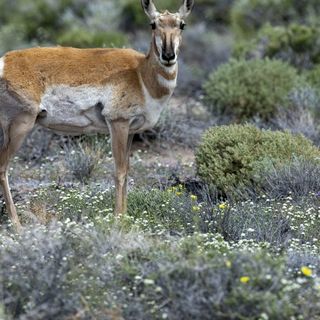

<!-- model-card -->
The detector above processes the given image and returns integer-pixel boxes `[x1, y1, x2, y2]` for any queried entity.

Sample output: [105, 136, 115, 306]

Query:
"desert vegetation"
[0, 0, 320, 319]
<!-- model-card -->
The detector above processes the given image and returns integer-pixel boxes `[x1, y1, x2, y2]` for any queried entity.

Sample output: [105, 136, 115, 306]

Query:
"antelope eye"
[180, 22, 186, 30]
[150, 22, 156, 30]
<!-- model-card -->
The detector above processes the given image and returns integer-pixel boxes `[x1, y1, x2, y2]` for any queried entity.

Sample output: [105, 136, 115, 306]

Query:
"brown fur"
[3, 46, 176, 106]
[3, 47, 146, 105]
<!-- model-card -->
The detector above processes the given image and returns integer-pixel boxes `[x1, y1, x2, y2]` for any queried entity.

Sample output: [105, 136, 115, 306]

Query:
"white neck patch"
[138, 73, 172, 130]
[160, 63, 177, 74]
[157, 73, 177, 89]
[0, 57, 4, 78]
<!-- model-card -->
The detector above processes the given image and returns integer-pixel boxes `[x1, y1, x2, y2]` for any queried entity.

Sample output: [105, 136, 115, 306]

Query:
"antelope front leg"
[110, 119, 131, 215]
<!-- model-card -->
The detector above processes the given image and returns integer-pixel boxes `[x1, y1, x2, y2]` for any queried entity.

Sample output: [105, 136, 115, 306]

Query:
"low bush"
[23, 184, 320, 251]
[203, 59, 302, 121]
[127, 187, 221, 234]
[234, 24, 320, 69]
[64, 140, 104, 183]
[26, 185, 219, 235]
[260, 157, 320, 199]
[231, 0, 320, 38]
[273, 86, 320, 143]
[195, 124, 320, 197]
[0, 216, 319, 319]
[221, 195, 320, 250]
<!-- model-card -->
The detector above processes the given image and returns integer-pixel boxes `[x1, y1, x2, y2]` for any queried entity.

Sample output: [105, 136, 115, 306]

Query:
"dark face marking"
[151, 12, 184, 66]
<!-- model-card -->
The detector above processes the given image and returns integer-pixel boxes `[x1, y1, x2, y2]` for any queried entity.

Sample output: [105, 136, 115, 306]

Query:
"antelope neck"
[139, 43, 177, 100]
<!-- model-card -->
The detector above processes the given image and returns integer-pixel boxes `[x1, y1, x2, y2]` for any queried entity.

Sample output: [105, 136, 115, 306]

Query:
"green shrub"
[203, 59, 302, 121]
[56, 29, 128, 48]
[195, 124, 320, 197]
[306, 64, 320, 89]
[10, 0, 86, 43]
[26, 185, 217, 234]
[0, 0, 126, 53]
[304, 66, 320, 120]
[233, 24, 320, 69]
[127, 187, 214, 234]
[231, 0, 320, 38]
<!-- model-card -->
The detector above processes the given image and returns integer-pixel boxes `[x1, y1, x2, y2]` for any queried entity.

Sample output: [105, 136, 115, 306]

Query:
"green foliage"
[0, 0, 86, 43]
[203, 59, 302, 121]
[0, 0, 128, 54]
[127, 187, 212, 234]
[28, 185, 217, 235]
[195, 124, 320, 196]
[306, 64, 320, 89]
[57, 29, 128, 48]
[231, 0, 320, 38]
[14, 0, 84, 42]
[234, 24, 320, 69]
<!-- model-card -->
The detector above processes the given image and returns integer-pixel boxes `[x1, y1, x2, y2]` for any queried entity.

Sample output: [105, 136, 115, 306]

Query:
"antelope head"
[141, 0, 194, 67]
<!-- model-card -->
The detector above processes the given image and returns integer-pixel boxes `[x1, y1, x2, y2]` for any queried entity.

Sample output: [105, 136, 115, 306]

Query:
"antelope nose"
[162, 51, 176, 62]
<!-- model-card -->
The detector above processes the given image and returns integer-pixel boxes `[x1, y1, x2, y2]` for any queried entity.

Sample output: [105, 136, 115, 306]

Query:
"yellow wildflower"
[301, 266, 313, 277]
[190, 195, 197, 201]
[225, 260, 232, 268]
[176, 192, 182, 196]
[218, 203, 227, 210]
[240, 276, 250, 284]
[192, 206, 200, 212]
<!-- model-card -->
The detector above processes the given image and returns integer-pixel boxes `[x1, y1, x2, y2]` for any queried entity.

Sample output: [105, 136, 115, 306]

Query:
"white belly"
[37, 85, 115, 134]
[37, 84, 172, 135]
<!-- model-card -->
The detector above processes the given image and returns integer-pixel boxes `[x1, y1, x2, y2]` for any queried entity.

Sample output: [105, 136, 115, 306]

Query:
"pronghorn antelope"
[0, 0, 194, 230]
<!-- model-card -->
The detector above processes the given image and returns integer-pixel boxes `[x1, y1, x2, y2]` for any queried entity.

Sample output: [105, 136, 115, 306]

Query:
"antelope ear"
[141, 0, 159, 20]
[179, 0, 194, 19]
